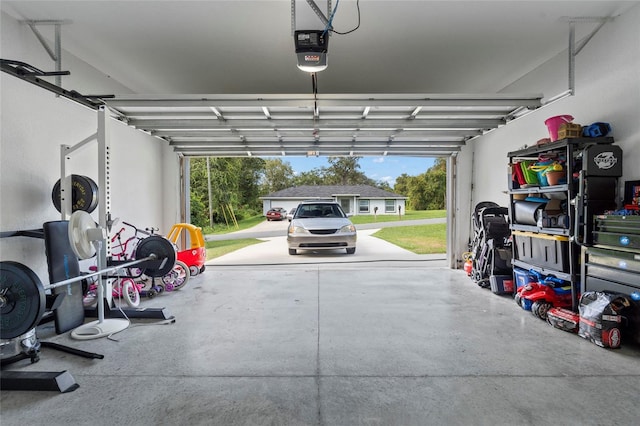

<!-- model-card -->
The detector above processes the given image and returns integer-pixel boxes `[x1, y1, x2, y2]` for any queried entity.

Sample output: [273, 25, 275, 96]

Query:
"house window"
[385, 199, 395, 213]
[359, 199, 370, 213]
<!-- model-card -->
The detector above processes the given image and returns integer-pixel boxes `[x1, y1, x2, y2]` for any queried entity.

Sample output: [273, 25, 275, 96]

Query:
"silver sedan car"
[287, 201, 357, 255]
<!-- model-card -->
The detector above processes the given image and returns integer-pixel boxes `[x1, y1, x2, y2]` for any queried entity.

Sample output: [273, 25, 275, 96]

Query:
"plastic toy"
[514, 270, 573, 320]
[167, 223, 206, 276]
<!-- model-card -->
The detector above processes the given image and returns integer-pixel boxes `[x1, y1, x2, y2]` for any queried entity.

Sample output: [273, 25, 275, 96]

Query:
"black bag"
[578, 292, 633, 349]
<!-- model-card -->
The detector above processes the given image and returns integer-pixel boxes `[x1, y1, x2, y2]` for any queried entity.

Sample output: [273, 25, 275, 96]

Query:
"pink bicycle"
[83, 223, 146, 308]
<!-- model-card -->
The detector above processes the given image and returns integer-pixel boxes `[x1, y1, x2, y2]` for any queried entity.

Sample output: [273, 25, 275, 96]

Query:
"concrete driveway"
[206, 218, 447, 266]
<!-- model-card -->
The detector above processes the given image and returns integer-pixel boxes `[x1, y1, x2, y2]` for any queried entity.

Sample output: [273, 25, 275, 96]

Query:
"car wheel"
[346, 247, 356, 254]
[288, 248, 297, 255]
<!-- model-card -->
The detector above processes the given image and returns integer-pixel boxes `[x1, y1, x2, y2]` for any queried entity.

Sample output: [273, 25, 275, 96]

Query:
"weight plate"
[135, 236, 177, 278]
[52, 175, 99, 214]
[68, 211, 97, 260]
[0, 261, 46, 340]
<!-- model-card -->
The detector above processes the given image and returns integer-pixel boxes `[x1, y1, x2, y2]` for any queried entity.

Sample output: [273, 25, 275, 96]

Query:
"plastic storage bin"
[513, 230, 569, 270]
[490, 275, 514, 295]
[513, 267, 535, 291]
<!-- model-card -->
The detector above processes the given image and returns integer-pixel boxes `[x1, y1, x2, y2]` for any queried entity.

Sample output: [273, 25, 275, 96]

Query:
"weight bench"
[42, 220, 86, 333]
[0, 221, 103, 392]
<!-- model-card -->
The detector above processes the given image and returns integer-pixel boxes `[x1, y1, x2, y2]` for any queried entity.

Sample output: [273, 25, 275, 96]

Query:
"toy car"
[514, 270, 573, 320]
[167, 223, 206, 276]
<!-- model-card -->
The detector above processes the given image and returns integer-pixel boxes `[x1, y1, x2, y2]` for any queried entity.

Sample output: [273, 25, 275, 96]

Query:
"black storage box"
[513, 230, 569, 271]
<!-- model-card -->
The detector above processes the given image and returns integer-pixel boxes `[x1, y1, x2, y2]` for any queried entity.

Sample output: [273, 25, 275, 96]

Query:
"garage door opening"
[184, 154, 454, 267]
[103, 93, 541, 269]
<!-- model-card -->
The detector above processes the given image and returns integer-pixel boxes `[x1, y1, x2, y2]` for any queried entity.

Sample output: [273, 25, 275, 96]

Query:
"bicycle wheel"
[162, 260, 190, 290]
[121, 278, 140, 307]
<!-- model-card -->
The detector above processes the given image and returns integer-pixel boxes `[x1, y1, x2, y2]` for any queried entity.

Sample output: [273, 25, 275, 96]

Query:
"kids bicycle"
[83, 222, 148, 308]
[143, 225, 191, 291]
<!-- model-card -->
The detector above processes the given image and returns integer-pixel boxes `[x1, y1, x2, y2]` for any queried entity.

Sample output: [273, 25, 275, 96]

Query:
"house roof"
[261, 185, 407, 200]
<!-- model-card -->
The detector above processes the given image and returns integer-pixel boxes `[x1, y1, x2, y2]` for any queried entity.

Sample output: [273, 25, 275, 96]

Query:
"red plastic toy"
[515, 281, 573, 320]
[167, 223, 207, 276]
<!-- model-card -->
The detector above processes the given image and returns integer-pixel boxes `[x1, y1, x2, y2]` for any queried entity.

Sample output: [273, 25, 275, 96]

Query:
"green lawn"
[349, 209, 446, 225]
[372, 223, 447, 254]
[203, 215, 266, 235]
[205, 238, 264, 259]
[204, 210, 448, 259]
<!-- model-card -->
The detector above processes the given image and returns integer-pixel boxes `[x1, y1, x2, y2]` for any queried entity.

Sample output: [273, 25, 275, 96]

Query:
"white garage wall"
[0, 12, 181, 280]
[453, 4, 640, 266]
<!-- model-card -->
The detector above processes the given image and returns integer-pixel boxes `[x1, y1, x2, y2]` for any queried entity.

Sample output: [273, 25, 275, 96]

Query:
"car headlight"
[339, 224, 356, 233]
[288, 226, 308, 235]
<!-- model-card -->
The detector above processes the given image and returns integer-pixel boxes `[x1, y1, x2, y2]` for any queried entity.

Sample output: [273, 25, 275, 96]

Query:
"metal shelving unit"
[507, 137, 619, 310]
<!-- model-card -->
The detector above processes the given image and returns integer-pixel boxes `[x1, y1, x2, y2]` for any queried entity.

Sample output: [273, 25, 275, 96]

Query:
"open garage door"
[104, 93, 542, 267]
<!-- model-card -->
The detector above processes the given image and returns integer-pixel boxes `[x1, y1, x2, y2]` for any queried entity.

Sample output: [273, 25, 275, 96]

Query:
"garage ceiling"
[2, 1, 635, 157]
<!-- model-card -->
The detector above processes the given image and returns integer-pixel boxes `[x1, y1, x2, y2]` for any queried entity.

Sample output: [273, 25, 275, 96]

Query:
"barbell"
[0, 212, 176, 340]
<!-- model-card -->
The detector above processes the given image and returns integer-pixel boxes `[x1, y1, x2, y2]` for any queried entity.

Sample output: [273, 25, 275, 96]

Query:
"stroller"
[469, 202, 512, 288]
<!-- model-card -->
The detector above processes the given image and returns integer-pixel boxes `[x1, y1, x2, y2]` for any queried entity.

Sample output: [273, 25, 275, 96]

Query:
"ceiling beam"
[130, 118, 505, 130]
[155, 129, 480, 139]
[169, 140, 466, 148]
[173, 147, 460, 157]
[119, 110, 513, 120]
[106, 94, 542, 109]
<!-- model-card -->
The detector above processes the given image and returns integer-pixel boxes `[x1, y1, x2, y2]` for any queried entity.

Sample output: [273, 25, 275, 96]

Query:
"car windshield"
[294, 204, 345, 219]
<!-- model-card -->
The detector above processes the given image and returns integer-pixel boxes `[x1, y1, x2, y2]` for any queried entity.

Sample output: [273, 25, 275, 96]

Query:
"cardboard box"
[557, 123, 582, 139]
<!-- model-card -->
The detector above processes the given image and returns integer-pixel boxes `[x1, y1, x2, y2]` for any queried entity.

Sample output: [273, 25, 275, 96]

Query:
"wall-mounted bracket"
[292, 0, 332, 34]
[562, 16, 615, 96]
[22, 20, 72, 87]
[0, 59, 108, 110]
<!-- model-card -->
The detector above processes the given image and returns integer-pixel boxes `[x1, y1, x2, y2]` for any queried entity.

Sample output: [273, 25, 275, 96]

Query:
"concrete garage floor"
[2, 233, 640, 425]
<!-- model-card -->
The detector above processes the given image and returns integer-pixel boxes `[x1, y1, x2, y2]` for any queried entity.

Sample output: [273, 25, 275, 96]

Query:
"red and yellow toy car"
[167, 223, 206, 276]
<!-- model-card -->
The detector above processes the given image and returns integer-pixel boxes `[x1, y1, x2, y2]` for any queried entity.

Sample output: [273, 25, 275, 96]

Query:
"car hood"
[291, 217, 354, 230]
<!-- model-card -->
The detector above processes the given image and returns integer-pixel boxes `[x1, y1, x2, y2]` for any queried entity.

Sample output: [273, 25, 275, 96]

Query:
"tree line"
[189, 156, 446, 228]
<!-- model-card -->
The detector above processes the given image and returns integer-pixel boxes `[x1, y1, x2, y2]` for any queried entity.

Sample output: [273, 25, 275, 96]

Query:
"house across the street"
[260, 185, 408, 216]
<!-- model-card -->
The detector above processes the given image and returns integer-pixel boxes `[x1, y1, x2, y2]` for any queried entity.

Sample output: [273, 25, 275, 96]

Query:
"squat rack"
[61, 106, 173, 320]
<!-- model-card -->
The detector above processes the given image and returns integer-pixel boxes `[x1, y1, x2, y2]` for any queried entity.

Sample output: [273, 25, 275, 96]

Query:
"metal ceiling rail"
[105, 93, 543, 108]
[128, 118, 507, 130]
[157, 130, 477, 139]
[103, 93, 543, 157]
[168, 140, 467, 147]
[175, 149, 459, 157]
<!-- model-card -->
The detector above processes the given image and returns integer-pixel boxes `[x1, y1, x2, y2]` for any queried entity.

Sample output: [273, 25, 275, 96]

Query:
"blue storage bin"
[513, 267, 535, 291]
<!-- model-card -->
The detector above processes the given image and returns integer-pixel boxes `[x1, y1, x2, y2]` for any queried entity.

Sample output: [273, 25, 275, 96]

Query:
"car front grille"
[309, 229, 338, 235]
[300, 242, 347, 248]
